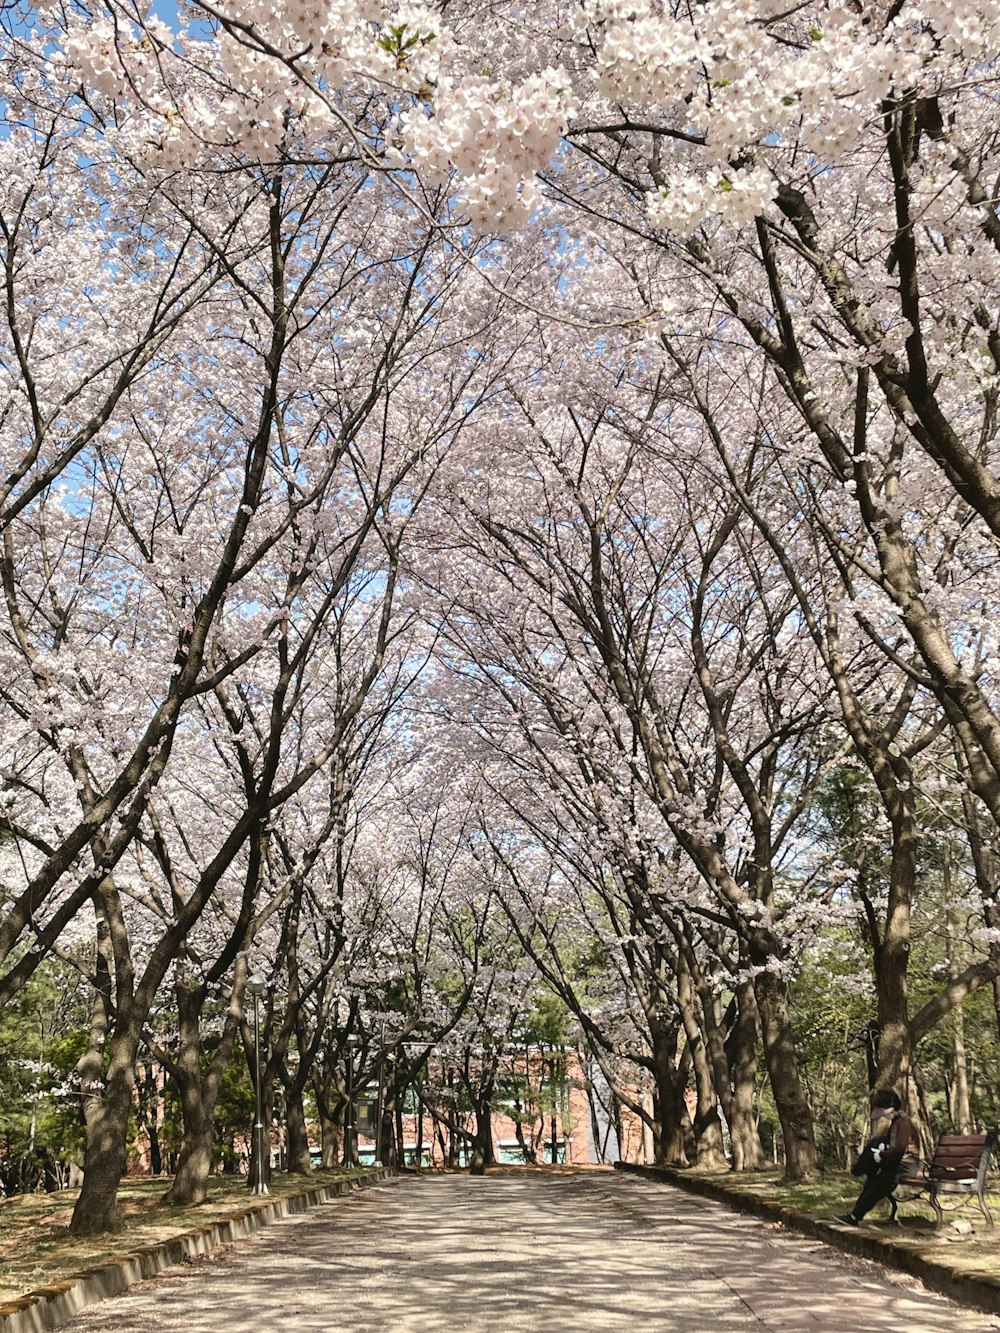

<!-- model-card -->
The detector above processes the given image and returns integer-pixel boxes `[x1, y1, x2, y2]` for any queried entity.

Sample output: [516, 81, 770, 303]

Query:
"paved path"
[57, 1170, 1000, 1332]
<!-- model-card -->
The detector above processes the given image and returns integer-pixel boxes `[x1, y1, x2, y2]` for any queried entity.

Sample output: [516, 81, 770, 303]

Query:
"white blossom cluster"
[400, 70, 576, 229]
[41, 0, 1000, 232]
[646, 163, 776, 233]
[581, 0, 1000, 233]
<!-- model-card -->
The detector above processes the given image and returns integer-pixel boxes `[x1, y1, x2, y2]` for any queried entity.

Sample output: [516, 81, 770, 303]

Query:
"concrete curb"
[615, 1160, 1000, 1318]
[0, 1168, 395, 1333]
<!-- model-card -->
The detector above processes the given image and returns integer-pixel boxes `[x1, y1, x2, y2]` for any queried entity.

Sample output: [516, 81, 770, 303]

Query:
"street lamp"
[345, 1035, 359, 1168]
[246, 974, 269, 1195]
[374, 1022, 386, 1167]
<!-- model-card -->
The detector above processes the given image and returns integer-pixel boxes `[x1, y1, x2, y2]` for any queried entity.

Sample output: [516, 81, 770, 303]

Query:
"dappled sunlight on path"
[56, 1170, 1000, 1332]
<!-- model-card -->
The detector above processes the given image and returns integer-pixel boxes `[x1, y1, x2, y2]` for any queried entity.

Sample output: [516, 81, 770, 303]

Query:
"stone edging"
[0, 1168, 394, 1333]
[615, 1160, 1000, 1317]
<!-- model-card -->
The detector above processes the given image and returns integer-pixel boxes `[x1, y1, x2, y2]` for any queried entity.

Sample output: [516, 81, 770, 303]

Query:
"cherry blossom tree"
[414, 307, 860, 1175]
[1, 11, 524, 1222]
[10, 0, 1000, 1196]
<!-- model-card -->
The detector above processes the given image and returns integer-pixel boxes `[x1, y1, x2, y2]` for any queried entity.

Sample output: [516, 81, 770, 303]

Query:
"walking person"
[834, 1088, 920, 1226]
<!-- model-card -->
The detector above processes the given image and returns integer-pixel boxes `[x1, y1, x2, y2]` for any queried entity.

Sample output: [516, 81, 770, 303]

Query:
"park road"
[55, 1169, 1000, 1332]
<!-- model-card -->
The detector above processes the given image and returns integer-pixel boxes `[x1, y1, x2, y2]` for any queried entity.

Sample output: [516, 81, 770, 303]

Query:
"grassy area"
[702, 1166, 891, 1217]
[0, 1168, 367, 1305]
[703, 1165, 992, 1226]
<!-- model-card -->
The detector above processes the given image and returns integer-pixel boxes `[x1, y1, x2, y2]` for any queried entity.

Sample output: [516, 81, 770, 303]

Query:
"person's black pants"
[853, 1159, 918, 1220]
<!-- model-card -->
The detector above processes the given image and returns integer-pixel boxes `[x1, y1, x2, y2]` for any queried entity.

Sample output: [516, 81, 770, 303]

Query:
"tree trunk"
[946, 898, 972, 1133]
[513, 1093, 538, 1163]
[726, 981, 764, 1171]
[648, 1015, 689, 1165]
[585, 1070, 604, 1165]
[165, 975, 244, 1206]
[164, 983, 213, 1205]
[169, 1120, 214, 1205]
[135, 1062, 163, 1176]
[286, 1089, 312, 1174]
[71, 1103, 130, 1233]
[71, 1039, 136, 1234]
[148, 1119, 163, 1177]
[415, 1098, 424, 1168]
[689, 943, 748, 1164]
[677, 955, 728, 1170]
[472, 1092, 496, 1169]
[71, 904, 138, 1236]
[395, 1096, 405, 1167]
[751, 945, 817, 1180]
[872, 791, 916, 1092]
[378, 1094, 394, 1166]
[320, 1114, 337, 1168]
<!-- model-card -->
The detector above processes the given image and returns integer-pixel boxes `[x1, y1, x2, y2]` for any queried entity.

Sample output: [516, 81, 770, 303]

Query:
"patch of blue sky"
[151, 0, 214, 43]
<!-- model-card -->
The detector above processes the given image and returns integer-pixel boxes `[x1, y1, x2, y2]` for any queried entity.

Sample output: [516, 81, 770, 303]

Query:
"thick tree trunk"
[286, 1090, 312, 1174]
[751, 944, 817, 1180]
[689, 945, 746, 1163]
[677, 955, 728, 1170]
[169, 1123, 214, 1205]
[164, 985, 213, 1205]
[165, 977, 243, 1206]
[71, 1107, 130, 1234]
[71, 900, 141, 1237]
[472, 1092, 496, 1169]
[872, 793, 916, 1092]
[727, 981, 764, 1171]
[648, 1019, 690, 1166]
[71, 1043, 136, 1234]
[468, 1119, 490, 1173]
[320, 1112, 342, 1168]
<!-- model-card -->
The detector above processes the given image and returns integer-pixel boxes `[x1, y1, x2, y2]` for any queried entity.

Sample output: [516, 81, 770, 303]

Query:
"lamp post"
[374, 1021, 386, 1167]
[345, 1035, 359, 1168]
[246, 974, 269, 1195]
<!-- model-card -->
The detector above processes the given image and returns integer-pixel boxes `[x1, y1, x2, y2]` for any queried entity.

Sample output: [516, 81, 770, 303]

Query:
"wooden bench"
[889, 1130, 997, 1228]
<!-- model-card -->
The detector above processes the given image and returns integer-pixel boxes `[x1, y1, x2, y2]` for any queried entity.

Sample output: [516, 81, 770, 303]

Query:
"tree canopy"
[2, 0, 1000, 1228]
